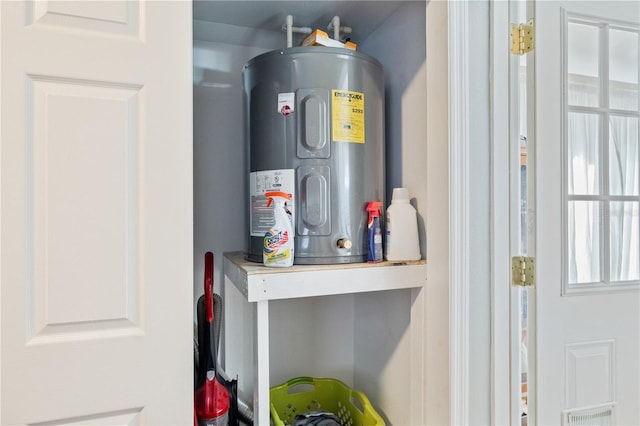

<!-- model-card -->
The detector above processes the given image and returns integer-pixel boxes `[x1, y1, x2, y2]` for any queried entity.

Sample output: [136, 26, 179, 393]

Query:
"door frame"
[448, 0, 513, 424]
[448, 1, 471, 424]
[489, 0, 513, 424]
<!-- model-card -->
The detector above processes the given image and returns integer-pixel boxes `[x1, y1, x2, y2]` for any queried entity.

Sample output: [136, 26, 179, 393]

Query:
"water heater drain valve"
[336, 238, 352, 249]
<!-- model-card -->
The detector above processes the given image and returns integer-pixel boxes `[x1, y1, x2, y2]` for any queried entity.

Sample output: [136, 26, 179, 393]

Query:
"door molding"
[448, 1, 470, 425]
[489, 1, 512, 424]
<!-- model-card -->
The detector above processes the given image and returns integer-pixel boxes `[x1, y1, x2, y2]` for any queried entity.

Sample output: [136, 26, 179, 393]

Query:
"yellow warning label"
[331, 89, 365, 143]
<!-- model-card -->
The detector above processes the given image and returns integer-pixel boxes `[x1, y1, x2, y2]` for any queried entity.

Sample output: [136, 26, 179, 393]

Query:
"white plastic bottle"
[263, 191, 294, 267]
[385, 188, 421, 261]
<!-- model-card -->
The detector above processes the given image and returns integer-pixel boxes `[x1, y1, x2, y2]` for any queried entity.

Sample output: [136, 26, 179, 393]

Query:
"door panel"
[28, 1, 140, 36]
[534, 1, 639, 424]
[28, 76, 142, 343]
[1, 2, 192, 424]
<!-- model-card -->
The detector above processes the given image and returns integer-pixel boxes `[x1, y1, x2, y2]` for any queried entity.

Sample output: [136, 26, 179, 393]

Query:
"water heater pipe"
[282, 15, 312, 48]
[285, 15, 293, 48]
[331, 16, 340, 39]
[327, 15, 352, 40]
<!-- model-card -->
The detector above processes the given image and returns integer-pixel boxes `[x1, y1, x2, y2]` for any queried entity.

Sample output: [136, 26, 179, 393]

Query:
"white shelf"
[222, 251, 428, 425]
[223, 251, 427, 302]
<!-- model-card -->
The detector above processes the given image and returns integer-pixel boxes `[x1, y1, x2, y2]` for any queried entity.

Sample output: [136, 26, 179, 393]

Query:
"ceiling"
[193, 1, 409, 43]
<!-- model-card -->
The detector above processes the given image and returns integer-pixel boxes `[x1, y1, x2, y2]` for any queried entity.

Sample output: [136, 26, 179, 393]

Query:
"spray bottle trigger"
[265, 191, 291, 208]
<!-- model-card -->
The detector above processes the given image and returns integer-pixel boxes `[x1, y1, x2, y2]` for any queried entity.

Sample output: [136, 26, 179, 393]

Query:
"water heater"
[243, 46, 385, 264]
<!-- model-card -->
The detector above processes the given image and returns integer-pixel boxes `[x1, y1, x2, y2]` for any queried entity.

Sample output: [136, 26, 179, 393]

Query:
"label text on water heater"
[331, 89, 365, 144]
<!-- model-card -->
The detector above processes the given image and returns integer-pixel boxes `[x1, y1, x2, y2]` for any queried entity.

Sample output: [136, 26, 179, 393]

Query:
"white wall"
[193, 38, 268, 301]
[425, 1, 451, 423]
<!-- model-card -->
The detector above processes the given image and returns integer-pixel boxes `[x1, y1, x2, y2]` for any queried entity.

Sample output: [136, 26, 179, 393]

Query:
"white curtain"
[567, 75, 639, 284]
[608, 83, 639, 281]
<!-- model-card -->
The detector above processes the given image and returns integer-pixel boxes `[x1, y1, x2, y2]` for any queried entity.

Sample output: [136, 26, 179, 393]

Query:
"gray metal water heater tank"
[243, 46, 385, 264]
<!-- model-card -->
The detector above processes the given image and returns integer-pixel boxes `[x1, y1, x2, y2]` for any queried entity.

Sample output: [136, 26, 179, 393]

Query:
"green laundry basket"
[269, 376, 385, 426]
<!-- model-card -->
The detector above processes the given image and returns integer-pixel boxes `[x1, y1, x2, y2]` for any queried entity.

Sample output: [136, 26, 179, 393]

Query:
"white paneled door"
[1, 2, 192, 425]
[534, 1, 639, 424]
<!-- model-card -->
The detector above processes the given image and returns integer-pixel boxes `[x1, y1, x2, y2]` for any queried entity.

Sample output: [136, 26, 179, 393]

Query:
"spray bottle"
[366, 201, 383, 263]
[263, 191, 294, 267]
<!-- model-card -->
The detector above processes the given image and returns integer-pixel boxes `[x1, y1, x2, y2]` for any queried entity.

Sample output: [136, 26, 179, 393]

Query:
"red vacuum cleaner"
[195, 252, 230, 425]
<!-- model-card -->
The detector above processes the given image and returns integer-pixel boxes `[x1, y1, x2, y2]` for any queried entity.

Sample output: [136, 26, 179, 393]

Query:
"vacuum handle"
[204, 252, 214, 323]
[196, 295, 207, 388]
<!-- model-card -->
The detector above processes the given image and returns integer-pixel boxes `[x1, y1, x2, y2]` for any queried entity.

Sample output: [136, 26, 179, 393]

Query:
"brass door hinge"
[512, 256, 535, 287]
[511, 19, 534, 55]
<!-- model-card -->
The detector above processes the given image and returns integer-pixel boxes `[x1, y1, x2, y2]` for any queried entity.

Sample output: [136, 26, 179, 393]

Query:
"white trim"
[490, 1, 512, 424]
[448, 1, 469, 425]
[0, 3, 3, 424]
